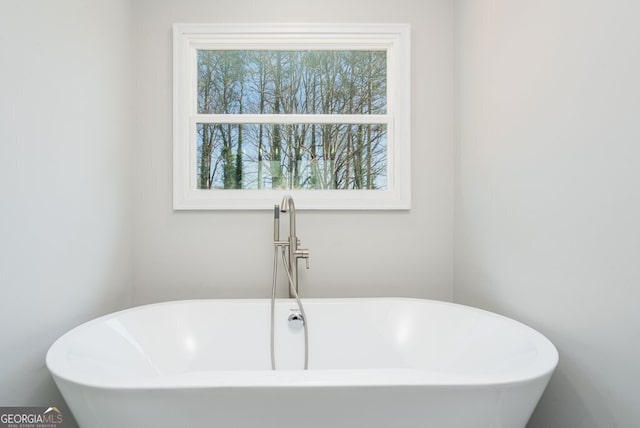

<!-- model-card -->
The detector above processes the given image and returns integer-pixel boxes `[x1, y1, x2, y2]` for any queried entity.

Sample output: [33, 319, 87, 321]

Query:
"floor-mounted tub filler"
[46, 197, 558, 428]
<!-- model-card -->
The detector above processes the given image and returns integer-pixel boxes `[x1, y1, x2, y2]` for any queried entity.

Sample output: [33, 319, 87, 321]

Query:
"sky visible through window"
[196, 50, 388, 190]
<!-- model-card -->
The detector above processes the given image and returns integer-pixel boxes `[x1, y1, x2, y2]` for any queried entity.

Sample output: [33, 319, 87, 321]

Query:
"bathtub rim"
[46, 297, 559, 390]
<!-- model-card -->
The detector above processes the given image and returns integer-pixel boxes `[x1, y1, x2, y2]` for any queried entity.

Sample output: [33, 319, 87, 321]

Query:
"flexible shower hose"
[270, 246, 309, 370]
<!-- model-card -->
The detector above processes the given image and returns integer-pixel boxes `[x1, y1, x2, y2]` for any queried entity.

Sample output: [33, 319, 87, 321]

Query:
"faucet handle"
[296, 248, 310, 269]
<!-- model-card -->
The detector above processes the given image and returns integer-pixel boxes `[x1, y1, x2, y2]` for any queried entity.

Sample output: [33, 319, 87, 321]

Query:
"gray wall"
[131, 0, 454, 303]
[0, 0, 134, 420]
[6, 1, 638, 426]
[454, 0, 640, 426]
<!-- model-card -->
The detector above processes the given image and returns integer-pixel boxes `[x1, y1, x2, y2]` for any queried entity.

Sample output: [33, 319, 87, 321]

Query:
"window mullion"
[192, 114, 390, 125]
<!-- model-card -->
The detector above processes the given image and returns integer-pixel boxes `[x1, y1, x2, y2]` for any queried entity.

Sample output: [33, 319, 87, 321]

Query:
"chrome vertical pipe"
[280, 195, 297, 297]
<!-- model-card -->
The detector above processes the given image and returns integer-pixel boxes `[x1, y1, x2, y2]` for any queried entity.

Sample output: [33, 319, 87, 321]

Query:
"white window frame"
[173, 23, 411, 210]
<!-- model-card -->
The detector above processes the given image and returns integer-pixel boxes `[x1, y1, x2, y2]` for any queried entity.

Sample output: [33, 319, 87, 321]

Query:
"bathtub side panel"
[54, 376, 550, 428]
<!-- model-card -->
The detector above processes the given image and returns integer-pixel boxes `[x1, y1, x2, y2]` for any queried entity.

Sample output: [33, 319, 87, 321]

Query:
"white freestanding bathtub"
[46, 298, 558, 428]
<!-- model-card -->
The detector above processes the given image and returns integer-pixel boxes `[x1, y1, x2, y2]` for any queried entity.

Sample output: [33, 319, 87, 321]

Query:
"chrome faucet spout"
[280, 194, 296, 244]
[275, 195, 309, 297]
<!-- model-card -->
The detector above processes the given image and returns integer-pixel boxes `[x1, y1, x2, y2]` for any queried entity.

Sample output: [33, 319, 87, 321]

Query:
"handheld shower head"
[273, 205, 280, 241]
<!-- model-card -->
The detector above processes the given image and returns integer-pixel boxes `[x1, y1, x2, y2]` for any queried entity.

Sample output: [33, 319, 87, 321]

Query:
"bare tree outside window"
[196, 50, 388, 191]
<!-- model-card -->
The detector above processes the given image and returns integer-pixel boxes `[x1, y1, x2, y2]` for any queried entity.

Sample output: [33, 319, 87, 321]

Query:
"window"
[173, 23, 410, 209]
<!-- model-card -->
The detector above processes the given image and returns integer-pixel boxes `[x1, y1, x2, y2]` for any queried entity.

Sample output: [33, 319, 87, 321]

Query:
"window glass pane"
[197, 50, 387, 115]
[196, 123, 387, 190]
